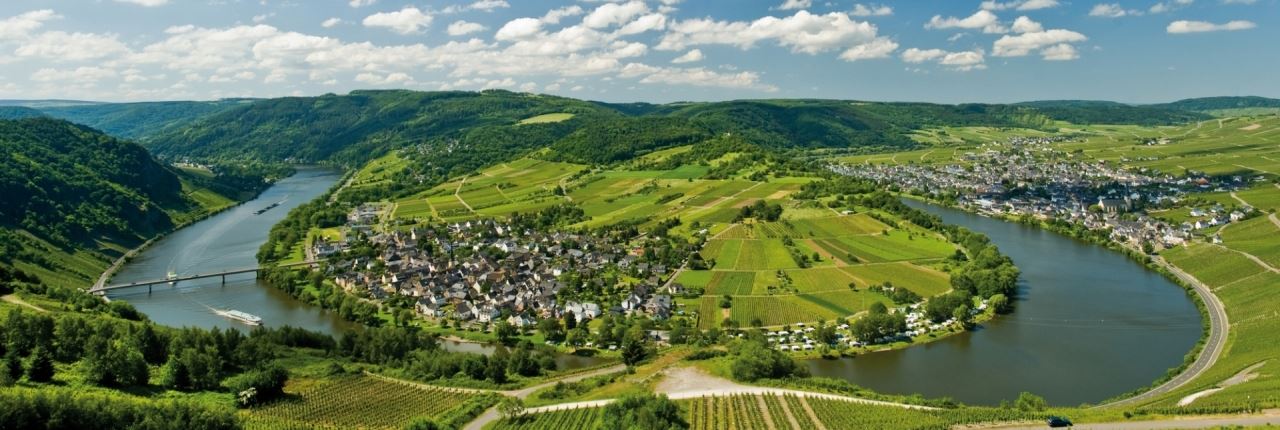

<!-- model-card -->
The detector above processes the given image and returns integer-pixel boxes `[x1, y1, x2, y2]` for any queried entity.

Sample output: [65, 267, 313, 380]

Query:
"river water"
[109, 168, 610, 369]
[107, 167, 356, 336]
[804, 200, 1202, 406]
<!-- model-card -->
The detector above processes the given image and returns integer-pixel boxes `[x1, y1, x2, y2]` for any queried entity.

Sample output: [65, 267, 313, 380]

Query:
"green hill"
[38, 99, 252, 141]
[1014, 100, 1211, 125]
[0, 118, 245, 289]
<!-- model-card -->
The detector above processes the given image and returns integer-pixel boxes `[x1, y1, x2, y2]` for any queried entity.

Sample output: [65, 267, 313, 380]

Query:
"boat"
[167, 270, 178, 285]
[253, 201, 283, 215]
[216, 309, 263, 326]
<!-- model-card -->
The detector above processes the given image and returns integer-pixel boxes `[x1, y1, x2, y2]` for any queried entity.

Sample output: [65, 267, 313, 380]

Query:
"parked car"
[1047, 416, 1073, 428]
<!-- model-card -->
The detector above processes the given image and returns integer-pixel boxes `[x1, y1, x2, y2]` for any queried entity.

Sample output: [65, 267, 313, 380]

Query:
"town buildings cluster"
[832, 136, 1258, 251]
[312, 207, 676, 328]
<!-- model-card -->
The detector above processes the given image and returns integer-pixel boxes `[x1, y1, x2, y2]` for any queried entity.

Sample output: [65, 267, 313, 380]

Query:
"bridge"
[90, 261, 318, 294]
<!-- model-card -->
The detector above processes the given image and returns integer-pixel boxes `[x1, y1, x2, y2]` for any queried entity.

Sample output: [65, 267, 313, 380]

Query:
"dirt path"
[980, 409, 1280, 430]
[1098, 256, 1229, 408]
[1, 294, 47, 312]
[1228, 191, 1251, 207]
[756, 395, 779, 430]
[654, 367, 936, 410]
[1212, 243, 1280, 274]
[455, 175, 476, 214]
[1178, 361, 1268, 406]
[460, 364, 627, 430]
[1270, 212, 1280, 230]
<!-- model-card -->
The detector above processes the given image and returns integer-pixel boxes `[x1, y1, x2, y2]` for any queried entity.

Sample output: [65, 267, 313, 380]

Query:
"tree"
[494, 321, 518, 346]
[1015, 392, 1047, 412]
[730, 341, 805, 382]
[496, 396, 525, 419]
[954, 304, 973, 329]
[600, 394, 688, 430]
[538, 318, 565, 343]
[988, 293, 1011, 314]
[620, 329, 651, 366]
[3, 349, 21, 382]
[25, 345, 54, 383]
[404, 418, 444, 430]
[563, 311, 577, 330]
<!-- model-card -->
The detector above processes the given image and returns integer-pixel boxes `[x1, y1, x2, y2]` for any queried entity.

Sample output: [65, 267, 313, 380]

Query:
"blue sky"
[0, 0, 1273, 103]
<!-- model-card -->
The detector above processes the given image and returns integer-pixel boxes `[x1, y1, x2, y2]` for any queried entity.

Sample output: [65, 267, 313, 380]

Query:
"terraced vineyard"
[243, 375, 485, 429]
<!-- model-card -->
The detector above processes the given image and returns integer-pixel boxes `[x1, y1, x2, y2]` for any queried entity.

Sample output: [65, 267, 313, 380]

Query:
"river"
[108, 168, 610, 370]
[107, 167, 356, 336]
[805, 200, 1202, 406]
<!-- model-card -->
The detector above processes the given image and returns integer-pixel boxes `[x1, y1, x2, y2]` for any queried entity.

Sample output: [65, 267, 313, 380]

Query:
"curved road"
[1096, 256, 1228, 409]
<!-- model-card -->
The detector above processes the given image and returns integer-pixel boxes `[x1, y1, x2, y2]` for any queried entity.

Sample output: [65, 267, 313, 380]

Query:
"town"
[831, 136, 1261, 252]
[310, 205, 681, 333]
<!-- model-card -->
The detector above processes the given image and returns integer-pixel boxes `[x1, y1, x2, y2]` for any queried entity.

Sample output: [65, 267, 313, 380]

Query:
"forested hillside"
[1151, 96, 1280, 113]
[0, 118, 244, 289]
[145, 90, 621, 165]
[38, 99, 252, 141]
[1013, 100, 1211, 125]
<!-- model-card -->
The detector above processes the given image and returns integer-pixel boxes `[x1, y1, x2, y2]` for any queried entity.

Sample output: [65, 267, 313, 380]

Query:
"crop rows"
[247, 376, 476, 429]
[490, 407, 603, 430]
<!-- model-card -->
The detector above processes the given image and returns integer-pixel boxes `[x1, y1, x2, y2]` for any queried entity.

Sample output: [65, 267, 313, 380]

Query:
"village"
[308, 205, 679, 333]
[831, 136, 1260, 252]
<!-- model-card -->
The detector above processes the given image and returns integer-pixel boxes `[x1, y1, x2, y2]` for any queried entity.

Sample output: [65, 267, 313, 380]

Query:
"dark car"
[1047, 416, 1073, 428]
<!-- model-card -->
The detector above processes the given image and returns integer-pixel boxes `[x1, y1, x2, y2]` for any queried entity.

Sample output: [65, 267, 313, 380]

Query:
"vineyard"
[679, 394, 1046, 430]
[488, 407, 603, 430]
[243, 375, 486, 429]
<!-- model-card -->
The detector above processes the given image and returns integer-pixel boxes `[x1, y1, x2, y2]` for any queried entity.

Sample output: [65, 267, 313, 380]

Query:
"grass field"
[244, 375, 485, 429]
[1219, 216, 1280, 268]
[518, 113, 575, 125]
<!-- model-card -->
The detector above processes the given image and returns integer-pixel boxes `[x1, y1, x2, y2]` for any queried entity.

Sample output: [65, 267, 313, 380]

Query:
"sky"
[0, 0, 1274, 104]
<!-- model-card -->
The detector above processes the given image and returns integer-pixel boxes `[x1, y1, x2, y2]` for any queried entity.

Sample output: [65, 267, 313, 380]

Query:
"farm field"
[1057, 115, 1280, 177]
[1219, 216, 1280, 268]
[392, 158, 585, 222]
[488, 407, 602, 430]
[518, 113, 575, 124]
[690, 215, 954, 329]
[243, 375, 486, 430]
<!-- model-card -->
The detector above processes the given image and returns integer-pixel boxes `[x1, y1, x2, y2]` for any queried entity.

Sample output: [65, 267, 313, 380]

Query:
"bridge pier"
[222, 274, 226, 285]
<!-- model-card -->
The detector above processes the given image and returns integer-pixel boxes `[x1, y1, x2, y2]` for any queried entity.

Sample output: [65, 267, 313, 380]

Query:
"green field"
[518, 113, 575, 125]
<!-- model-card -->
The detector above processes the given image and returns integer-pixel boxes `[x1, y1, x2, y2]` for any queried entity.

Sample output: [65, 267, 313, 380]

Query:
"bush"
[226, 366, 289, 407]
[600, 394, 688, 430]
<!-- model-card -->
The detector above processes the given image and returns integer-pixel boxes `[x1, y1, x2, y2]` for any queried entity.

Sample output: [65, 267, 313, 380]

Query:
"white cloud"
[671, 49, 703, 63]
[114, 0, 168, 6]
[901, 47, 985, 71]
[657, 11, 882, 56]
[495, 18, 543, 41]
[925, 10, 1008, 34]
[981, 0, 1060, 11]
[31, 66, 118, 83]
[1222, 0, 1256, 3]
[15, 31, 130, 61]
[321, 18, 343, 28]
[0, 10, 61, 41]
[1040, 43, 1079, 60]
[621, 62, 777, 91]
[1167, 19, 1256, 33]
[583, 1, 649, 29]
[617, 13, 667, 35]
[1089, 3, 1139, 17]
[363, 7, 433, 35]
[777, 0, 812, 10]
[468, 0, 510, 12]
[839, 37, 898, 61]
[993, 28, 1087, 57]
[850, 4, 893, 17]
[349, 0, 376, 8]
[447, 20, 487, 36]
[541, 6, 584, 25]
[1011, 16, 1044, 33]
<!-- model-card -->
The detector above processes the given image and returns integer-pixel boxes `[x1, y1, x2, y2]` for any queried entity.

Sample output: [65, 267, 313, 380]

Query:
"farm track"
[455, 175, 476, 214]
[980, 409, 1280, 430]
[461, 364, 628, 430]
[1, 294, 46, 312]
